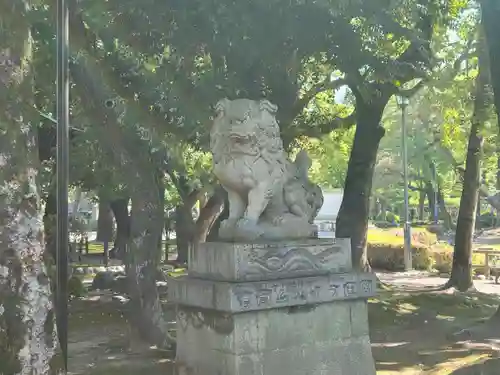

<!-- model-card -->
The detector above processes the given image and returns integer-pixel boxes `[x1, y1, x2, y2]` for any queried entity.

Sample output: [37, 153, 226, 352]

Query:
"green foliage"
[68, 276, 86, 299]
[295, 128, 355, 189]
[367, 227, 439, 270]
[368, 242, 433, 271]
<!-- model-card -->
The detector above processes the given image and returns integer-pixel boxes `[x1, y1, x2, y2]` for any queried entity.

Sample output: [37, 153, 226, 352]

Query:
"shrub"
[388, 229, 438, 247]
[422, 245, 487, 274]
[369, 228, 437, 247]
[68, 275, 86, 298]
[368, 242, 433, 271]
[373, 221, 399, 229]
[477, 213, 496, 229]
[432, 246, 453, 273]
[426, 223, 447, 236]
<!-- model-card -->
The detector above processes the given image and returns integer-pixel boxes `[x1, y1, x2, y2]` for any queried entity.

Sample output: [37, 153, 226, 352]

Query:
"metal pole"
[56, 0, 69, 369]
[401, 103, 413, 270]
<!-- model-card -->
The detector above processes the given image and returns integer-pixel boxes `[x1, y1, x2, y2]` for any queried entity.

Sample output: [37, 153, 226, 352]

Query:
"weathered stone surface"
[174, 238, 376, 375]
[189, 238, 352, 281]
[168, 271, 376, 313]
[350, 299, 370, 337]
[210, 98, 323, 242]
[175, 303, 376, 375]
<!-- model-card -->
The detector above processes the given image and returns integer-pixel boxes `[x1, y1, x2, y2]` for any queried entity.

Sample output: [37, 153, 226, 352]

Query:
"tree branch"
[299, 111, 356, 139]
[397, 42, 476, 98]
[292, 78, 348, 118]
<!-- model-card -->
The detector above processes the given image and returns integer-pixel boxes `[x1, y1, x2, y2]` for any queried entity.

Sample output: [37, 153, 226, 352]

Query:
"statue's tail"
[294, 149, 312, 177]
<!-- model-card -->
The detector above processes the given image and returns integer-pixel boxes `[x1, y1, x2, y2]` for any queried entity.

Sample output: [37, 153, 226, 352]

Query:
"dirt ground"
[67, 286, 500, 375]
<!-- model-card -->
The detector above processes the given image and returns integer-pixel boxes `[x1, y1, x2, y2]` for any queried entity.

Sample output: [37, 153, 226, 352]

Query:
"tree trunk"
[482, 0, 500, 316]
[0, 15, 60, 373]
[425, 181, 436, 221]
[175, 204, 195, 264]
[44, 189, 57, 261]
[496, 144, 500, 190]
[336, 97, 387, 270]
[447, 32, 489, 292]
[173, 188, 224, 262]
[195, 187, 225, 243]
[418, 189, 425, 220]
[37, 122, 57, 261]
[70, 57, 173, 349]
[447, 121, 483, 291]
[437, 186, 454, 229]
[110, 198, 130, 258]
[156, 175, 165, 264]
[127, 170, 172, 348]
[207, 195, 229, 241]
[96, 197, 114, 242]
[482, 0, 500, 123]
[476, 196, 482, 229]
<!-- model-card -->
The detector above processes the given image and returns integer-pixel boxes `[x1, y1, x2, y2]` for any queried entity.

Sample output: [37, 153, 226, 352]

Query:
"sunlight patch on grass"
[426, 353, 491, 375]
[369, 291, 499, 330]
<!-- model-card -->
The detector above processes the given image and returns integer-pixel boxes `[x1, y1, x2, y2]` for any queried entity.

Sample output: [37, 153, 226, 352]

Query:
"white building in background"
[315, 189, 343, 239]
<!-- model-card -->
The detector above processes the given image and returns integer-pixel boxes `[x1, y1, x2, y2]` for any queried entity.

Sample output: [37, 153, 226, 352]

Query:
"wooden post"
[485, 253, 491, 278]
[84, 234, 89, 254]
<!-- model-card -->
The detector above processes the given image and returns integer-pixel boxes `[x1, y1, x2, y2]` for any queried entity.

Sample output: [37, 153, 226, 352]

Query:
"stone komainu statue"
[210, 98, 324, 242]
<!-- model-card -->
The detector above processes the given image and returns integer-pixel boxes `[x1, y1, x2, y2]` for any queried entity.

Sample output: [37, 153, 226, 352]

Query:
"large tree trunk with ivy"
[336, 94, 387, 270]
[447, 32, 489, 292]
[0, 10, 60, 373]
[482, 0, 500, 318]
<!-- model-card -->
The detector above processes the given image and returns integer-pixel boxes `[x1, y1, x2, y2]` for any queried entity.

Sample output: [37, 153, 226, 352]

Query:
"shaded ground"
[378, 271, 500, 295]
[68, 293, 175, 375]
[68, 228, 500, 374]
[370, 290, 500, 374]
[68, 288, 500, 375]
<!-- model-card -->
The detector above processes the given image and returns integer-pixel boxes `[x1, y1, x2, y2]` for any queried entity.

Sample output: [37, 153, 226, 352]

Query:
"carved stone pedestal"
[168, 239, 377, 375]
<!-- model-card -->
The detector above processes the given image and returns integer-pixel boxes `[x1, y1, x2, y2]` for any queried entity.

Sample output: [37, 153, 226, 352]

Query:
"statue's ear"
[215, 98, 230, 116]
[259, 99, 278, 114]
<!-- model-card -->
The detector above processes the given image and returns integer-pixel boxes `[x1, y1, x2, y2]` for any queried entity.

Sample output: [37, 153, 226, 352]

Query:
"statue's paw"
[220, 218, 238, 231]
[234, 218, 263, 241]
[271, 216, 285, 226]
[236, 217, 258, 230]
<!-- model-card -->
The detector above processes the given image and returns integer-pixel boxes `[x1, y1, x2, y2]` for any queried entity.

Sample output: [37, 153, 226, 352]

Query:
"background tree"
[446, 26, 491, 291]
[481, 0, 500, 318]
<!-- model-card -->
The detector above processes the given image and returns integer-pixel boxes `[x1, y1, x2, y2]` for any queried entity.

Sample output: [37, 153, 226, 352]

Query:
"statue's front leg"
[219, 190, 246, 239]
[229, 183, 271, 241]
[243, 182, 272, 224]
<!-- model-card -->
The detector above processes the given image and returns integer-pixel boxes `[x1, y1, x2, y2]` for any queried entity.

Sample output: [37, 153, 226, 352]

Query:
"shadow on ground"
[370, 290, 500, 374]
[68, 288, 500, 375]
[68, 295, 175, 375]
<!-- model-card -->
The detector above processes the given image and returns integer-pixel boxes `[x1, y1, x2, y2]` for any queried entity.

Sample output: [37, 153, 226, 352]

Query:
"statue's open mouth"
[229, 132, 252, 142]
